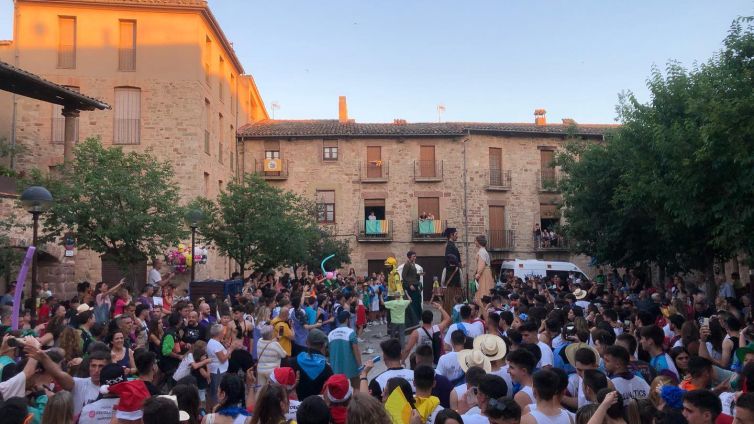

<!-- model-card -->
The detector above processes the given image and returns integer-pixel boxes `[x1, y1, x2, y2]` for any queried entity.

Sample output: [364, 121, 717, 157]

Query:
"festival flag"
[385, 386, 412, 424]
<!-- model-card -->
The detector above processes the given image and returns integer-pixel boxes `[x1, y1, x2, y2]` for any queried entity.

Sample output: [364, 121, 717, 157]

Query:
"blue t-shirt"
[650, 353, 680, 381]
[305, 306, 317, 325]
[328, 325, 359, 378]
[292, 308, 309, 347]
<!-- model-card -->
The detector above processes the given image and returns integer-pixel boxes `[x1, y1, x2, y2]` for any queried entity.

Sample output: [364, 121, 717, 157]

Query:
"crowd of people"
[0, 259, 751, 424]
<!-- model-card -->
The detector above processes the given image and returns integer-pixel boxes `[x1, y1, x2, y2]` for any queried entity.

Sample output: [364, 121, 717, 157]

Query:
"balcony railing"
[119, 48, 136, 71]
[534, 235, 570, 251]
[413, 160, 443, 182]
[538, 169, 560, 191]
[487, 168, 512, 190]
[253, 159, 289, 180]
[356, 219, 393, 242]
[488, 229, 516, 251]
[359, 160, 389, 182]
[411, 219, 446, 242]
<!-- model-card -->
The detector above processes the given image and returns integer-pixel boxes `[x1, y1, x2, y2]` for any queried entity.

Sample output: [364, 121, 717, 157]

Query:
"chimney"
[393, 119, 407, 125]
[338, 96, 348, 123]
[562, 118, 576, 126]
[534, 109, 547, 126]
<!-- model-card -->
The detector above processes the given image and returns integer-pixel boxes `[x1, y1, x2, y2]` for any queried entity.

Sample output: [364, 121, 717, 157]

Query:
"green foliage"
[556, 16, 754, 272]
[24, 137, 187, 280]
[0, 137, 27, 177]
[193, 174, 350, 276]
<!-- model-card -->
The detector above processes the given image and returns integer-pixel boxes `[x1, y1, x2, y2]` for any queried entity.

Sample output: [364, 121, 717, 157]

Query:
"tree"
[194, 174, 350, 277]
[300, 226, 351, 275]
[26, 137, 187, 283]
[0, 216, 24, 286]
[557, 16, 754, 274]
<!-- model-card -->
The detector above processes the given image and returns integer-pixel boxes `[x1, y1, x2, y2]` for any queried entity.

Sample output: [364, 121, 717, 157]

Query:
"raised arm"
[433, 302, 452, 332]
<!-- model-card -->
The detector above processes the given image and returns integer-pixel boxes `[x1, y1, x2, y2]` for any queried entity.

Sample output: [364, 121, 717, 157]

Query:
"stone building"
[0, 0, 267, 295]
[238, 98, 613, 283]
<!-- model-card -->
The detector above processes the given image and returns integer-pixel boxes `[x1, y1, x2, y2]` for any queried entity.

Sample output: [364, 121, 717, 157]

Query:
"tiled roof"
[238, 120, 616, 139]
[0, 60, 110, 110]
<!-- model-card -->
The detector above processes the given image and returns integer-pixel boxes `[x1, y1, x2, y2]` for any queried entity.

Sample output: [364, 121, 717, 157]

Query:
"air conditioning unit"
[264, 158, 281, 172]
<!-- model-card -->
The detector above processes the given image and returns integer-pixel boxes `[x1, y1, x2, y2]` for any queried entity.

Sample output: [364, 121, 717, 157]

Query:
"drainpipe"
[463, 130, 470, 301]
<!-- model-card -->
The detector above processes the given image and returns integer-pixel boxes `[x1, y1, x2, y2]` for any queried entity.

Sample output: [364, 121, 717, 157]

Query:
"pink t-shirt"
[113, 298, 127, 316]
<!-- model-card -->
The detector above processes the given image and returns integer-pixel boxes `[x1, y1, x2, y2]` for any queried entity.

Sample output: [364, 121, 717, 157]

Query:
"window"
[218, 142, 223, 164]
[218, 56, 224, 101]
[316, 190, 335, 223]
[118, 20, 136, 71]
[265, 150, 280, 160]
[51, 86, 80, 144]
[204, 36, 211, 85]
[417, 197, 440, 219]
[113, 87, 140, 144]
[204, 99, 210, 154]
[57, 16, 76, 69]
[218, 113, 224, 161]
[323, 140, 338, 160]
[203, 172, 210, 197]
[218, 180, 223, 193]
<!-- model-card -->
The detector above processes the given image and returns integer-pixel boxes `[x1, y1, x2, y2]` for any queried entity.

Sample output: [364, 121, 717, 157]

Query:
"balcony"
[534, 235, 570, 251]
[538, 169, 560, 192]
[486, 168, 512, 191]
[411, 219, 447, 242]
[488, 230, 516, 251]
[253, 159, 289, 180]
[356, 219, 393, 242]
[359, 160, 389, 183]
[413, 161, 443, 182]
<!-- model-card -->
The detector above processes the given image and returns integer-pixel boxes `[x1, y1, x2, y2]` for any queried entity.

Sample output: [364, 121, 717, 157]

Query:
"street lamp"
[20, 186, 53, 316]
[186, 209, 204, 283]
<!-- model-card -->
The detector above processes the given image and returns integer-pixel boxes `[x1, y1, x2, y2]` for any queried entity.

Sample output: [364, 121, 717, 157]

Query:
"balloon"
[11, 247, 34, 330]
[326, 271, 334, 280]
[320, 254, 335, 275]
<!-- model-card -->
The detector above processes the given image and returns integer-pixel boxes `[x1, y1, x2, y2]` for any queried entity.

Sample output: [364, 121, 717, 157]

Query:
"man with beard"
[183, 311, 204, 345]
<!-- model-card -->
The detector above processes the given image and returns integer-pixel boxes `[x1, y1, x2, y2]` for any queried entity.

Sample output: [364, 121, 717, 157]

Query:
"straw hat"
[573, 288, 588, 300]
[458, 349, 492, 373]
[473, 334, 507, 361]
[564, 342, 601, 368]
[76, 303, 92, 314]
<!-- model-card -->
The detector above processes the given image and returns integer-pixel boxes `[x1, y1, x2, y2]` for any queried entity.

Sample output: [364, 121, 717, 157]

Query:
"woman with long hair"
[680, 320, 701, 355]
[58, 326, 82, 364]
[41, 390, 74, 424]
[202, 374, 251, 424]
[473, 235, 494, 305]
[109, 329, 136, 375]
[148, 317, 164, 357]
[347, 393, 392, 424]
[669, 346, 690, 380]
[586, 389, 639, 424]
[248, 383, 287, 424]
[172, 383, 202, 424]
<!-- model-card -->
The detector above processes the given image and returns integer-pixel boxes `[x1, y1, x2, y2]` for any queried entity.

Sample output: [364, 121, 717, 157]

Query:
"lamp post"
[186, 209, 204, 283]
[20, 186, 53, 316]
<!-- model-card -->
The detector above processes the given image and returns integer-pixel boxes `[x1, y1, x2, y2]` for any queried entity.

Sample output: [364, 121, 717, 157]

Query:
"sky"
[1, 0, 752, 124]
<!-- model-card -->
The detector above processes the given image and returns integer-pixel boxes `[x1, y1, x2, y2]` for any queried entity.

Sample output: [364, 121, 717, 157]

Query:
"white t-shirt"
[286, 399, 301, 421]
[490, 365, 514, 399]
[720, 392, 737, 417]
[73, 377, 102, 417]
[147, 268, 161, 287]
[207, 338, 229, 374]
[611, 374, 650, 404]
[78, 398, 118, 424]
[529, 408, 574, 424]
[0, 371, 26, 400]
[460, 412, 489, 424]
[567, 374, 589, 408]
[575, 300, 590, 310]
[443, 321, 484, 348]
[536, 341, 554, 368]
[436, 351, 464, 382]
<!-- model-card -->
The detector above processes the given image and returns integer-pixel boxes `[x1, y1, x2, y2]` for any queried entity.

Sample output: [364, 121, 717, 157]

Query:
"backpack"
[420, 326, 444, 365]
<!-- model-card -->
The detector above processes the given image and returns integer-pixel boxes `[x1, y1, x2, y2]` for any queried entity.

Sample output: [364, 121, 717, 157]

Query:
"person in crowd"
[255, 324, 287, 387]
[271, 306, 295, 357]
[461, 374, 509, 424]
[507, 348, 538, 409]
[640, 325, 680, 381]
[328, 310, 362, 388]
[682, 390, 722, 424]
[414, 344, 453, 408]
[734, 392, 754, 424]
[292, 328, 333, 400]
[203, 374, 251, 424]
[249, 383, 288, 424]
[207, 323, 233, 411]
[384, 292, 412, 348]
[402, 301, 451, 364]
[603, 345, 650, 403]
[346, 392, 393, 424]
[520, 369, 571, 424]
[41, 390, 74, 424]
[444, 305, 485, 351]
[450, 365, 487, 413]
[437, 330, 467, 386]
[363, 338, 414, 399]
[297, 395, 331, 424]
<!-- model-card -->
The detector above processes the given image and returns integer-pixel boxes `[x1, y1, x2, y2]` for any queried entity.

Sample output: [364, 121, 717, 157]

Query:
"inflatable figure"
[384, 256, 403, 296]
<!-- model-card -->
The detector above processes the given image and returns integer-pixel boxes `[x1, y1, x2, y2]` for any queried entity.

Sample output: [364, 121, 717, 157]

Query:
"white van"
[499, 259, 591, 283]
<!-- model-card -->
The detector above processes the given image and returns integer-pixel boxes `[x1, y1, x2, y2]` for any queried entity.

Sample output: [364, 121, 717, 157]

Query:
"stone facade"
[0, 0, 267, 293]
[238, 115, 608, 282]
